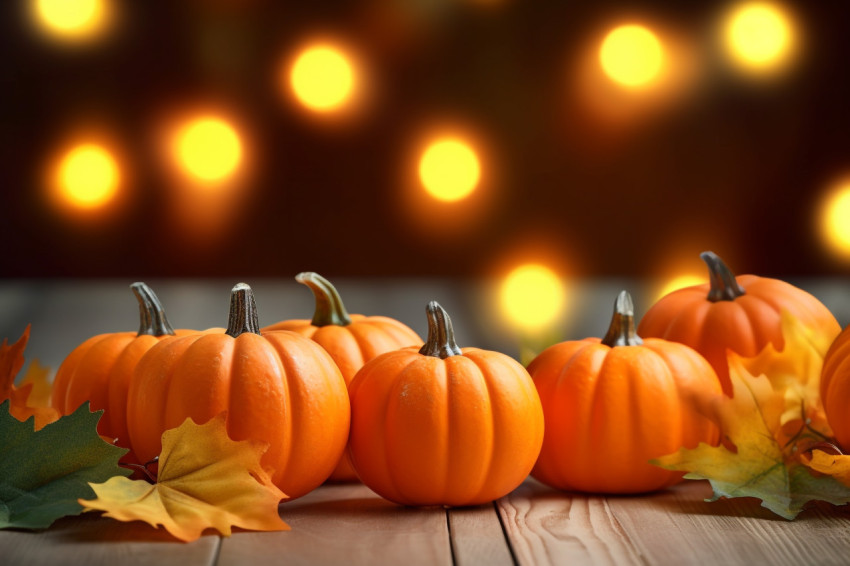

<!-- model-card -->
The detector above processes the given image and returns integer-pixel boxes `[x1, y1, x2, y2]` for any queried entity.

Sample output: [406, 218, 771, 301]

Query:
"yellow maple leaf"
[739, 311, 838, 434]
[0, 326, 59, 430]
[79, 413, 290, 542]
[803, 449, 850, 486]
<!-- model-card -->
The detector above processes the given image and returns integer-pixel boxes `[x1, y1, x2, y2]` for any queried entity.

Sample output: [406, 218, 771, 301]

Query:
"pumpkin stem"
[295, 272, 352, 327]
[601, 291, 643, 347]
[226, 283, 262, 338]
[701, 251, 746, 302]
[131, 282, 175, 337]
[419, 301, 462, 359]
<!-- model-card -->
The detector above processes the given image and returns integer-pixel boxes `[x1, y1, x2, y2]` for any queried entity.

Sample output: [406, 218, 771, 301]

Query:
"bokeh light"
[656, 273, 705, 300]
[500, 264, 566, 331]
[55, 143, 119, 210]
[723, 2, 795, 72]
[289, 45, 356, 112]
[820, 183, 850, 259]
[418, 138, 481, 202]
[32, 0, 109, 40]
[599, 25, 665, 88]
[173, 117, 243, 182]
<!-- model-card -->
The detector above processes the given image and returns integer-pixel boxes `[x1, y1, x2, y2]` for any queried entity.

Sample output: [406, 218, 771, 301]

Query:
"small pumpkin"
[263, 272, 422, 481]
[820, 328, 850, 450]
[348, 301, 544, 507]
[638, 251, 840, 396]
[528, 291, 721, 494]
[51, 282, 193, 449]
[126, 283, 350, 499]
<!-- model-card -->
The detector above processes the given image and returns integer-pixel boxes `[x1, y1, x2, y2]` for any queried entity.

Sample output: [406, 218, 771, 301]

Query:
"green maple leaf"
[653, 346, 850, 520]
[0, 399, 130, 529]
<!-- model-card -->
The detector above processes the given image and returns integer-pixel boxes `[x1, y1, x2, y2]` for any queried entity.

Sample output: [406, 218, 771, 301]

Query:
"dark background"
[2, 0, 849, 280]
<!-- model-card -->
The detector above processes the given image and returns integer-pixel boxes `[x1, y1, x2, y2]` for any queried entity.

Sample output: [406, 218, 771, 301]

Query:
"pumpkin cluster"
[47, 250, 848, 502]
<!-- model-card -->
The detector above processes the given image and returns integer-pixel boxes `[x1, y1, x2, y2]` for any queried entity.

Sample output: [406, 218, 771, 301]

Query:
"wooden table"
[3, 280, 850, 565]
[4, 478, 850, 566]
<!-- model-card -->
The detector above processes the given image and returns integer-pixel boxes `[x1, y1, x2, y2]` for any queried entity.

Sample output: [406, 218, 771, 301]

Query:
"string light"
[55, 143, 119, 210]
[500, 264, 566, 331]
[32, 0, 109, 41]
[173, 117, 243, 183]
[722, 2, 795, 73]
[599, 25, 665, 88]
[289, 45, 357, 113]
[418, 138, 481, 202]
[820, 183, 850, 259]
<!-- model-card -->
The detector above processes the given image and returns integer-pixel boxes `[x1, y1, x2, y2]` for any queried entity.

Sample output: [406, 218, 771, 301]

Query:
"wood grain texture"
[0, 511, 220, 566]
[499, 478, 850, 566]
[217, 483, 452, 566]
[448, 503, 515, 566]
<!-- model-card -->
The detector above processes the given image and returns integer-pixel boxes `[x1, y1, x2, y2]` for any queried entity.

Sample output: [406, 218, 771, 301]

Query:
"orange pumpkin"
[529, 291, 722, 494]
[51, 282, 193, 449]
[348, 301, 544, 506]
[126, 283, 350, 500]
[263, 272, 422, 481]
[638, 251, 840, 396]
[820, 328, 850, 450]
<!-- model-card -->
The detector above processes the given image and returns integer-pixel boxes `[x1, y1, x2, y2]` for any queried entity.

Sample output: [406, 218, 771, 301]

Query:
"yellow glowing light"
[418, 138, 481, 202]
[724, 3, 793, 70]
[174, 118, 242, 182]
[657, 274, 705, 300]
[34, 0, 106, 38]
[57, 144, 119, 209]
[290, 46, 356, 112]
[821, 185, 850, 258]
[500, 264, 565, 331]
[599, 25, 664, 88]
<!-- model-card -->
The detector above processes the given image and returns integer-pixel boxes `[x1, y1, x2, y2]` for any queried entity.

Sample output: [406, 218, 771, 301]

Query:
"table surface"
[3, 279, 850, 565]
[4, 478, 850, 566]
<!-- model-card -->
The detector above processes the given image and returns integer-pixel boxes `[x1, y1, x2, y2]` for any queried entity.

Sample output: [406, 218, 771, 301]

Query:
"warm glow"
[290, 46, 356, 112]
[174, 117, 242, 182]
[657, 274, 705, 300]
[599, 25, 664, 88]
[500, 264, 565, 331]
[418, 138, 481, 202]
[56, 144, 119, 209]
[724, 3, 794, 71]
[34, 0, 107, 39]
[821, 184, 850, 259]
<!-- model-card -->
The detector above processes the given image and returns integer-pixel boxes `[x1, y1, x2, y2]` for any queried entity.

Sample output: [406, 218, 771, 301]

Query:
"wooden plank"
[448, 503, 515, 566]
[497, 478, 644, 566]
[610, 480, 850, 566]
[0, 512, 220, 566]
[217, 483, 453, 566]
[499, 478, 850, 566]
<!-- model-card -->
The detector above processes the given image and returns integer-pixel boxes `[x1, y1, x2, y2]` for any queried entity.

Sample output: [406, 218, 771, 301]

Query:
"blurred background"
[2, 0, 850, 365]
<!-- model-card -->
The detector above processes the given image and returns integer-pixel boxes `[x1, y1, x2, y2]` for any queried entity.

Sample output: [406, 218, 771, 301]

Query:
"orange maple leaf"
[79, 413, 290, 542]
[0, 326, 59, 430]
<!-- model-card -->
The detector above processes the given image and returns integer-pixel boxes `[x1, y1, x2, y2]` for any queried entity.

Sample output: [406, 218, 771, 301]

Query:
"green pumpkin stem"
[226, 283, 262, 338]
[296, 272, 352, 327]
[419, 301, 462, 359]
[131, 282, 175, 337]
[701, 251, 746, 302]
[601, 291, 643, 347]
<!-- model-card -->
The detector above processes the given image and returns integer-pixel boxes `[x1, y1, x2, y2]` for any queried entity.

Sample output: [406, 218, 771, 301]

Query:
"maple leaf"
[0, 326, 59, 430]
[79, 413, 290, 542]
[0, 400, 130, 530]
[653, 328, 850, 520]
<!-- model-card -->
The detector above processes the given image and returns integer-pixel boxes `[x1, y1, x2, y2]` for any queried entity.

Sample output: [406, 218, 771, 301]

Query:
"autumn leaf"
[653, 313, 850, 520]
[0, 399, 130, 530]
[803, 449, 850, 485]
[739, 311, 838, 434]
[0, 326, 59, 430]
[79, 413, 290, 542]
